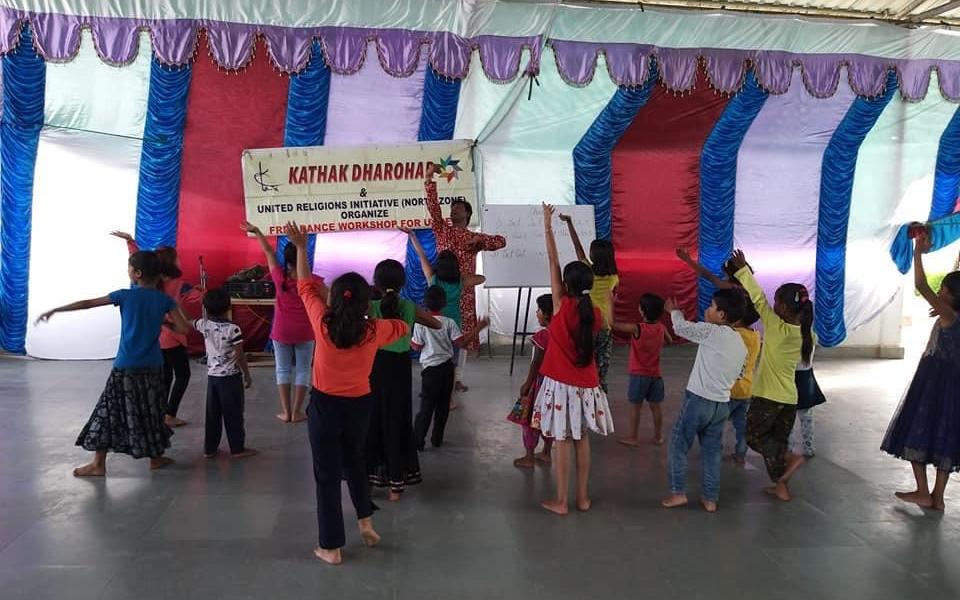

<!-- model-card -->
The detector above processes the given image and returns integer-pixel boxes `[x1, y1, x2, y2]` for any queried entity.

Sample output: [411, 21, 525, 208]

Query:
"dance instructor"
[424, 163, 506, 390]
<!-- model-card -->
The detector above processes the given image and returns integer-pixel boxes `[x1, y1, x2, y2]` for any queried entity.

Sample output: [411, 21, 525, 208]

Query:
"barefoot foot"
[313, 546, 342, 565]
[149, 456, 174, 470]
[653, 436, 665, 446]
[534, 452, 552, 465]
[454, 381, 468, 393]
[661, 494, 689, 509]
[765, 483, 792, 502]
[732, 454, 746, 465]
[701, 499, 718, 513]
[358, 518, 380, 547]
[204, 452, 217, 459]
[576, 498, 592, 512]
[164, 416, 187, 427]
[276, 412, 290, 423]
[291, 412, 307, 423]
[895, 490, 934, 509]
[388, 491, 402, 502]
[231, 448, 258, 459]
[617, 437, 641, 448]
[513, 456, 536, 469]
[541, 500, 569, 515]
[73, 463, 106, 477]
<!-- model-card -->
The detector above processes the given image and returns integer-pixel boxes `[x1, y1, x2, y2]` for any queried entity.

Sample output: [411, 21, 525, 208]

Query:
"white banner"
[241, 140, 475, 235]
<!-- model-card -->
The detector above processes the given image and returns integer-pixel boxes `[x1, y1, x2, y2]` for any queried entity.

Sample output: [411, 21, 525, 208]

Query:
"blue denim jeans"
[728, 398, 751, 458]
[668, 391, 730, 502]
[274, 341, 315, 387]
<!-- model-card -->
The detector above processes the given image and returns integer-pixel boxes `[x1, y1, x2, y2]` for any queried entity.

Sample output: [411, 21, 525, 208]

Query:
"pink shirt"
[270, 267, 317, 345]
[159, 277, 188, 349]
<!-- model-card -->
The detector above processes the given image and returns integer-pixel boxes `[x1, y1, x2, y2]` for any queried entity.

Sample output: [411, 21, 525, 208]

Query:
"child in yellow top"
[729, 250, 814, 502]
[560, 213, 619, 392]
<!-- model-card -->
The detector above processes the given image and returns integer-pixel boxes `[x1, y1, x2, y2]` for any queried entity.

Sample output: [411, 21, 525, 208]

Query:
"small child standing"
[511, 294, 555, 468]
[661, 291, 747, 513]
[194, 289, 256, 459]
[412, 285, 489, 449]
[729, 296, 761, 464]
[613, 294, 672, 446]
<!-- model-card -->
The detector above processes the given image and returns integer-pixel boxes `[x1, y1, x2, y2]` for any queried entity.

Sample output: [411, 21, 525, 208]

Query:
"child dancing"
[882, 233, 960, 512]
[661, 292, 747, 512]
[36, 251, 191, 475]
[532, 204, 613, 515]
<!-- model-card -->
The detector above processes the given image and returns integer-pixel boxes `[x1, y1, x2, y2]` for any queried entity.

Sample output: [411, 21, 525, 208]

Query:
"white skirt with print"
[532, 375, 614, 441]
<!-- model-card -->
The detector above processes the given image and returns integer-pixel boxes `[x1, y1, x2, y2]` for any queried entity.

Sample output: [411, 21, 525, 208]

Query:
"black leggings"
[162, 345, 191, 417]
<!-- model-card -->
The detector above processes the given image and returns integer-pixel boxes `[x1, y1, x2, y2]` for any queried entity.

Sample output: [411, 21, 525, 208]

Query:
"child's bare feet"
[164, 415, 187, 427]
[932, 498, 946, 512]
[291, 412, 307, 423]
[765, 482, 792, 502]
[661, 494, 689, 508]
[149, 456, 174, 470]
[455, 381, 468, 393]
[276, 412, 290, 423]
[204, 452, 217, 459]
[358, 517, 380, 547]
[534, 451, 552, 465]
[313, 546, 342, 565]
[576, 497, 592, 512]
[701, 499, 718, 513]
[388, 491, 402, 502]
[231, 448, 258, 459]
[732, 454, 746, 465]
[617, 437, 641, 447]
[781, 453, 806, 483]
[541, 499, 569, 515]
[73, 462, 106, 477]
[653, 435, 665, 446]
[513, 455, 536, 469]
[895, 490, 934, 509]
[449, 401, 459, 411]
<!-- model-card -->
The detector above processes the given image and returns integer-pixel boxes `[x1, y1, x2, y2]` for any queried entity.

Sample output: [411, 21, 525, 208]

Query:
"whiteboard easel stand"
[509, 287, 535, 376]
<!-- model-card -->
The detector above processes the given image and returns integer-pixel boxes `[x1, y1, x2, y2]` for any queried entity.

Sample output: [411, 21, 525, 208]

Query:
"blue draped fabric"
[891, 211, 960, 273]
[135, 61, 191, 249]
[0, 26, 45, 353]
[929, 106, 960, 221]
[697, 70, 768, 317]
[276, 41, 329, 268]
[816, 70, 898, 347]
[573, 60, 658, 240]
[403, 69, 460, 304]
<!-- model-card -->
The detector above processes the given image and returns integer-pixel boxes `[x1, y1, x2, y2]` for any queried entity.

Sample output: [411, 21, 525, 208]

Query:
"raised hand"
[285, 221, 307, 248]
[241, 221, 262, 236]
[664, 298, 677, 314]
[477, 316, 491, 329]
[676, 247, 692, 263]
[35, 310, 55, 325]
[425, 162, 440, 183]
[728, 249, 747, 271]
[110, 231, 133, 242]
[542, 202, 555, 226]
[916, 232, 932, 254]
[398, 226, 413, 236]
[558, 213, 572, 224]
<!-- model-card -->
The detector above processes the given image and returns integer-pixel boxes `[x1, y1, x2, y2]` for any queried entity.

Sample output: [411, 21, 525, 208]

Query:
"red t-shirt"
[540, 297, 602, 389]
[628, 321, 667, 377]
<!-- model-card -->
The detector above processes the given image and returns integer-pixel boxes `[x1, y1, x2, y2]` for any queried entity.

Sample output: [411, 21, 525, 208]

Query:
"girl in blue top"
[36, 251, 191, 477]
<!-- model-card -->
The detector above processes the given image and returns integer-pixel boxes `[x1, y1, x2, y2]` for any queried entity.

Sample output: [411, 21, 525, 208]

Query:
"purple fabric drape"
[0, 8, 541, 82]
[549, 40, 960, 102]
[310, 44, 427, 285]
[733, 70, 856, 301]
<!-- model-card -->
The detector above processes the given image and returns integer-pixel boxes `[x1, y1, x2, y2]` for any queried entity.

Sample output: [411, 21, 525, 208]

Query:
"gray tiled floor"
[0, 346, 957, 599]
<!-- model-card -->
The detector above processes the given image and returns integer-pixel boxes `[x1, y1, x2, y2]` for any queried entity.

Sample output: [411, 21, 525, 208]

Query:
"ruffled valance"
[549, 40, 960, 102]
[0, 7, 541, 82]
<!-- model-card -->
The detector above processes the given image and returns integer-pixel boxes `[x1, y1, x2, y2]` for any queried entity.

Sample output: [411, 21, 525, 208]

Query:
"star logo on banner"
[438, 155, 463, 182]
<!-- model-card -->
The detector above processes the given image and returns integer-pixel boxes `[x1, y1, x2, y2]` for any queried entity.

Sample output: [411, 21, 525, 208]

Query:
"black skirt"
[366, 350, 422, 492]
[76, 368, 173, 458]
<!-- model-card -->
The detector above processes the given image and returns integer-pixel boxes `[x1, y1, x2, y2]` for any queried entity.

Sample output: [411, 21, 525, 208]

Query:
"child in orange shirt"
[286, 223, 408, 567]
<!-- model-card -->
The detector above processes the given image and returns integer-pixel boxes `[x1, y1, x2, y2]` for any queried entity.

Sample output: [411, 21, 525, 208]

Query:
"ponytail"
[373, 259, 405, 319]
[799, 300, 814, 364]
[562, 261, 596, 368]
[574, 293, 596, 367]
[323, 273, 374, 349]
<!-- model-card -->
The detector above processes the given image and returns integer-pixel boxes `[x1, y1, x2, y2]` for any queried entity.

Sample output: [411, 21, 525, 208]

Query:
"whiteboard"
[481, 204, 596, 288]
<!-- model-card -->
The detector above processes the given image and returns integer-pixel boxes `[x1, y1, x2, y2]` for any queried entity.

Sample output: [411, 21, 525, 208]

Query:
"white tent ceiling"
[590, 1, 960, 25]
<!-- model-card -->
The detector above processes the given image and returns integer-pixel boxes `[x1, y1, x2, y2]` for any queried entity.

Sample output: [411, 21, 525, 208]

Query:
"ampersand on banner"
[360, 188, 367, 197]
